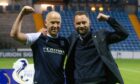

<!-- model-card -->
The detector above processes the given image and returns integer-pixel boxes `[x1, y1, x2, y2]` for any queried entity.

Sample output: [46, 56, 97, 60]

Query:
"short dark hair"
[74, 11, 89, 20]
[75, 11, 89, 17]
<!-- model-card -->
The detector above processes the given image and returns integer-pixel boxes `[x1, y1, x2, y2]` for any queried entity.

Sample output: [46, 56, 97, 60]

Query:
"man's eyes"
[77, 22, 86, 25]
[51, 22, 60, 24]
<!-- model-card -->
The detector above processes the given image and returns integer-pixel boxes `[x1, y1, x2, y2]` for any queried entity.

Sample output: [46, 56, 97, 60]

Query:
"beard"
[76, 27, 89, 36]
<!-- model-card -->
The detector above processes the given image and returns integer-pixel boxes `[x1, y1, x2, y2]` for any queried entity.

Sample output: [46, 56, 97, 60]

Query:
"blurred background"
[0, 0, 140, 84]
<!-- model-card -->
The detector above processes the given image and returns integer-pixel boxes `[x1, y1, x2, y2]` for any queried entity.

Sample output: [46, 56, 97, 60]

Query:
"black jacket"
[65, 17, 129, 84]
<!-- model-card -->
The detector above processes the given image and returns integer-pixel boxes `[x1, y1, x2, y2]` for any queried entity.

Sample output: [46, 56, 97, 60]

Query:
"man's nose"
[54, 23, 58, 28]
[79, 23, 84, 27]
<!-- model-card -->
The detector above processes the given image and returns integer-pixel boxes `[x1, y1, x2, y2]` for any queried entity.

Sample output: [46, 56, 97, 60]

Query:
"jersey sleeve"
[25, 32, 41, 46]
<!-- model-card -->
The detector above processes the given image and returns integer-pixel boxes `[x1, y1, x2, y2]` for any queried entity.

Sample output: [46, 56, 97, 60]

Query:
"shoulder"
[95, 29, 108, 35]
[25, 32, 42, 45]
[59, 36, 69, 45]
[68, 32, 78, 41]
[58, 36, 69, 49]
[58, 36, 67, 40]
[94, 29, 110, 39]
[26, 32, 41, 37]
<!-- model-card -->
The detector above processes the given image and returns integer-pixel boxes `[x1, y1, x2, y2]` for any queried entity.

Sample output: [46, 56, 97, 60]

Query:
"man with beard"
[65, 11, 129, 84]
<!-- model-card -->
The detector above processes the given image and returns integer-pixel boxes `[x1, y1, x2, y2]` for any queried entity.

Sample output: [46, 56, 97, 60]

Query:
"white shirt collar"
[79, 34, 83, 41]
[47, 33, 58, 38]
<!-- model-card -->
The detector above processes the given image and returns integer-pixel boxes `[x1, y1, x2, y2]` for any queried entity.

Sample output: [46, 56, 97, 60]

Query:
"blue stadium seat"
[55, 5, 61, 12]
[42, 7, 140, 51]
[14, 4, 21, 12]
[6, 5, 13, 12]
[47, 6, 52, 11]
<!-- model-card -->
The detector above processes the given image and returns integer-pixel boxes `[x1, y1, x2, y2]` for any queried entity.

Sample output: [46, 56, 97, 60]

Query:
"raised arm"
[10, 6, 34, 44]
[97, 13, 129, 44]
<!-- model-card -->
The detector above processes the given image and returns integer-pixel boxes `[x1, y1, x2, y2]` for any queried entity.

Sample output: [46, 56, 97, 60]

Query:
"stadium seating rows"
[42, 7, 140, 51]
[0, 4, 139, 51]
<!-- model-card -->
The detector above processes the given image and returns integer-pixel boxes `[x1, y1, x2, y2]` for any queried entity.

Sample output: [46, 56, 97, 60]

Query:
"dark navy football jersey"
[31, 34, 68, 84]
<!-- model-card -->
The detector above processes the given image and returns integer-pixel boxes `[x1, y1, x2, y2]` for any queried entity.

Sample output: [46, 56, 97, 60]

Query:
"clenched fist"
[97, 13, 110, 21]
[21, 6, 35, 16]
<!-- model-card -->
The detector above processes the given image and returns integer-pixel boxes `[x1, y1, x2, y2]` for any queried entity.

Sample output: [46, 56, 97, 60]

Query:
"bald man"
[10, 6, 69, 84]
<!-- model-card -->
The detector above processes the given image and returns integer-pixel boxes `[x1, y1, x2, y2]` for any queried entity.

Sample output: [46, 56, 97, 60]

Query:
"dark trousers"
[75, 79, 107, 84]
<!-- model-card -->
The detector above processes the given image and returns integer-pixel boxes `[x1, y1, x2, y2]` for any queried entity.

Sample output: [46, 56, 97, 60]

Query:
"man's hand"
[97, 13, 110, 21]
[39, 28, 47, 36]
[21, 6, 35, 16]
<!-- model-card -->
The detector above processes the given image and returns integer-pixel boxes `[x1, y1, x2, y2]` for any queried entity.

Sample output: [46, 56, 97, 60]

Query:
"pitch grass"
[0, 58, 140, 84]
[0, 58, 33, 69]
[116, 59, 140, 84]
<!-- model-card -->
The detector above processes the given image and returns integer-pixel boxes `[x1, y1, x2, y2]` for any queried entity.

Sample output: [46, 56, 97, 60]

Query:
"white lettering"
[43, 47, 65, 55]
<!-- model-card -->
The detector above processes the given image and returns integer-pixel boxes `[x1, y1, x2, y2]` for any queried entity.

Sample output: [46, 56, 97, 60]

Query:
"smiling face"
[74, 12, 90, 36]
[45, 11, 61, 37]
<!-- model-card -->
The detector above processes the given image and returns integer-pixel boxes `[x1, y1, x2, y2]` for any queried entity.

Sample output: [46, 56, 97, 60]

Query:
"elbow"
[125, 32, 129, 38]
[119, 29, 129, 39]
[10, 31, 17, 38]
[10, 33, 14, 38]
[120, 32, 129, 40]
[117, 31, 129, 41]
[123, 31, 129, 39]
